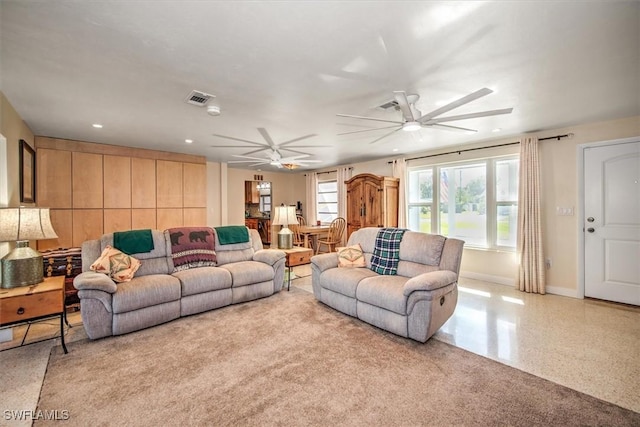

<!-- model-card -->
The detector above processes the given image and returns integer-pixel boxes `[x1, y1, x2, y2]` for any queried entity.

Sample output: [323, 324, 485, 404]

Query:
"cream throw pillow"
[337, 244, 366, 268]
[90, 245, 141, 283]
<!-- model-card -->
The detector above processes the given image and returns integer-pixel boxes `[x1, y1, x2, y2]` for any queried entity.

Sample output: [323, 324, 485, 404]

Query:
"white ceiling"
[1, 1, 638, 170]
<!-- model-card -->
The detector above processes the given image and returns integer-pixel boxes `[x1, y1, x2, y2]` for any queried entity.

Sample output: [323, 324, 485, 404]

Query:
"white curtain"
[305, 172, 318, 225]
[392, 158, 407, 228]
[517, 137, 545, 294]
[336, 167, 352, 245]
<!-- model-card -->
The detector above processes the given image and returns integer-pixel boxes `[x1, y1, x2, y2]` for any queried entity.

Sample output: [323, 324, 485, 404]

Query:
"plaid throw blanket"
[370, 228, 407, 275]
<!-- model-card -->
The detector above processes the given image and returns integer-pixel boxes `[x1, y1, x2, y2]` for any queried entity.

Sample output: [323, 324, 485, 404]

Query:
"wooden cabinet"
[35, 137, 207, 245]
[345, 173, 399, 238]
[245, 181, 260, 204]
[245, 218, 258, 230]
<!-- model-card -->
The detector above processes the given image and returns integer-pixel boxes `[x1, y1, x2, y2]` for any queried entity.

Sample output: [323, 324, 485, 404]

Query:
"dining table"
[297, 224, 331, 250]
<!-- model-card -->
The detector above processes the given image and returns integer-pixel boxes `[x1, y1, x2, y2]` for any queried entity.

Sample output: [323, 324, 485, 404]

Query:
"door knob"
[587, 217, 595, 222]
[587, 227, 595, 233]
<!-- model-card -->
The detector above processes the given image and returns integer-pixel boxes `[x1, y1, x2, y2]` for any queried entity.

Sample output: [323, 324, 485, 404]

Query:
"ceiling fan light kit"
[402, 121, 421, 132]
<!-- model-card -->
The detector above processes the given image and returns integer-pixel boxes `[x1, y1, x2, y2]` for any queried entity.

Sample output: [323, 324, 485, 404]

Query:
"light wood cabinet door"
[184, 208, 206, 226]
[72, 209, 103, 246]
[183, 163, 206, 208]
[37, 148, 72, 208]
[104, 209, 132, 234]
[132, 209, 157, 230]
[131, 158, 156, 208]
[157, 208, 183, 231]
[37, 209, 72, 251]
[157, 160, 183, 208]
[72, 152, 103, 208]
[103, 155, 131, 208]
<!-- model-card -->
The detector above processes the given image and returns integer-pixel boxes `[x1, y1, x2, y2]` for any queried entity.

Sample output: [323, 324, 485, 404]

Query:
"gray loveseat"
[311, 227, 464, 342]
[74, 228, 285, 339]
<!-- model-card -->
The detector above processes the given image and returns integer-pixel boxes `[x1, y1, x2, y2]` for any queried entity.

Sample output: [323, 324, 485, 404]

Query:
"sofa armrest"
[253, 248, 286, 266]
[403, 270, 458, 296]
[73, 271, 118, 293]
[310, 253, 338, 273]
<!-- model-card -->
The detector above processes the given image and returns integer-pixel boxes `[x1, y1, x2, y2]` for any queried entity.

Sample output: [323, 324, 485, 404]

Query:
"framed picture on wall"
[19, 139, 36, 203]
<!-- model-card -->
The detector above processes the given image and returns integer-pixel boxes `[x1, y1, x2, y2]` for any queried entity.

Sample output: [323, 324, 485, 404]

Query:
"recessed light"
[185, 139, 193, 144]
[92, 123, 103, 128]
[392, 148, 399, 152]
[492, 128, 502, 132]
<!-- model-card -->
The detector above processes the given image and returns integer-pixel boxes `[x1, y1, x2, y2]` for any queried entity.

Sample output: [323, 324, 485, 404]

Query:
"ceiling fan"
[337, 88, 513, 144]
[228, 149, 321, 169]
[212, 127, 329, 157]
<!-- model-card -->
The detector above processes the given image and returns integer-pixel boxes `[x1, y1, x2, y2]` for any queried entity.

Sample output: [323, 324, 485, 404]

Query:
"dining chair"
[292, 215, 306, 247]
[316, 217, 346, 255]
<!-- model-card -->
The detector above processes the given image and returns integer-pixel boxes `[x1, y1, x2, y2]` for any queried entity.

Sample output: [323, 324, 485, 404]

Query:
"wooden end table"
[0, 275, 68, 354]
[282, 247, 313, 291]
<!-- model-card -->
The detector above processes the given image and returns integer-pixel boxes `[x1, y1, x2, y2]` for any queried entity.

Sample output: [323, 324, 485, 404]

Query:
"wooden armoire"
[345, 173, 399, 238]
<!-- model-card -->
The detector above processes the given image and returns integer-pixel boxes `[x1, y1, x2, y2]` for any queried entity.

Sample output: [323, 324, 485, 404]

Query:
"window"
[317, 180, 338, 223]
[407, 155, 519, 249]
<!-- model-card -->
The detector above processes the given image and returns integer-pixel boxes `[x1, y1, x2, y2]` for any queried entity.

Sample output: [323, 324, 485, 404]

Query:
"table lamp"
[272, 206, 298, 249]
[0, 207, 58, 288]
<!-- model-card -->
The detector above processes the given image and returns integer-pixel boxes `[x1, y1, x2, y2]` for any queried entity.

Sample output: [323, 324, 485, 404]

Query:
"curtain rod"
[388, 133, 574, 163]
[304, 166, 353, 176]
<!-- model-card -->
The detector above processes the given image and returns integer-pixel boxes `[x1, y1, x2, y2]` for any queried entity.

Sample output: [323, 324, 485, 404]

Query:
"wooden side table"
[282, 247, 313, 291]
[0, 276, 68, 353]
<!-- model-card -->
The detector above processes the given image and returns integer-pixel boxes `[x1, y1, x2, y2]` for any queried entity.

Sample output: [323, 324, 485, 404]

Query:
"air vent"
[184, 90, 215, 107]
[377, 100, 399, 110]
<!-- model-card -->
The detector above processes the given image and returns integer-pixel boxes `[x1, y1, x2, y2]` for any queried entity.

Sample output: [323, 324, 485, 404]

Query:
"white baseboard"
[545, 285, 581, 299]
[459, 271, 515, 287]
[460, 270, 582, 299]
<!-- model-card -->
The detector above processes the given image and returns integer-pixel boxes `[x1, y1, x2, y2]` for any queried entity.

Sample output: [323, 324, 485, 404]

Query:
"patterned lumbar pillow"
[90, 245, 141, 283]
[337, 244, 366, 268]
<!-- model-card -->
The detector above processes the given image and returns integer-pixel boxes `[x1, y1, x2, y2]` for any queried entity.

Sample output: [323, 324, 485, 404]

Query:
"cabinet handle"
[17, 307, 25, 315]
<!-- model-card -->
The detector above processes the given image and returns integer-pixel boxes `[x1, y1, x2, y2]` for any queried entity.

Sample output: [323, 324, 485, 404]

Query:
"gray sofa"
[311, 227, 464, 342]
[74, 228, 285, 339]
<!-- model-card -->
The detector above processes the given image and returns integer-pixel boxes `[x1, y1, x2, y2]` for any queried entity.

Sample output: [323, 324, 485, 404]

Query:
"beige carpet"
[37, 288, 639, 426]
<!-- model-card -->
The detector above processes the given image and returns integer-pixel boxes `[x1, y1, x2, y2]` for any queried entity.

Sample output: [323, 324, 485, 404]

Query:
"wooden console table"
[0, 276, 68, 354]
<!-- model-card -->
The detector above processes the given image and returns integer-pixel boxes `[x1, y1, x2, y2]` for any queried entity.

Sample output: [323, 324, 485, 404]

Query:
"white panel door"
[584, 140, 640, 305]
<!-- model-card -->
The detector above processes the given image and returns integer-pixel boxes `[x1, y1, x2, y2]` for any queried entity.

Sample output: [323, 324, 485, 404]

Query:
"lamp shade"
[0, 207, 58, 242]
[272, 206, 298, 227]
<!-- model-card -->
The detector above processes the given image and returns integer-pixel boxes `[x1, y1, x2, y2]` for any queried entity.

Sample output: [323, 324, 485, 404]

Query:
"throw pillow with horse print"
[166, 227, 217, 271]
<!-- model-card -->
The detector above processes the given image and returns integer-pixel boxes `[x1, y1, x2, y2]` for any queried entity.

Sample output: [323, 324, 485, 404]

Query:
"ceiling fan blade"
[425, 108, 513, 124]
[211, 134, 265, 146]
[369, 127, 402, 144]
[338, 125, 399, 136]
[337, 113, 404, 125]
[279, 134, 317, 146]
[257, 128, 277, 149]
[430, 124, 478, 133]
[393, 91, 415, 121]
[231, 154, 270, 161]
[238, 147, 271, 156]
[228, 160, 269, 165]
[280, 154, 310, 161]
[294, 160, 322, 163]
[417, 87, 493, 123]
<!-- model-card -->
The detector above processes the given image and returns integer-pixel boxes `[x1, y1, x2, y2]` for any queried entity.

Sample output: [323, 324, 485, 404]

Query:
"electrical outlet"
[545, 258, 552, 269]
